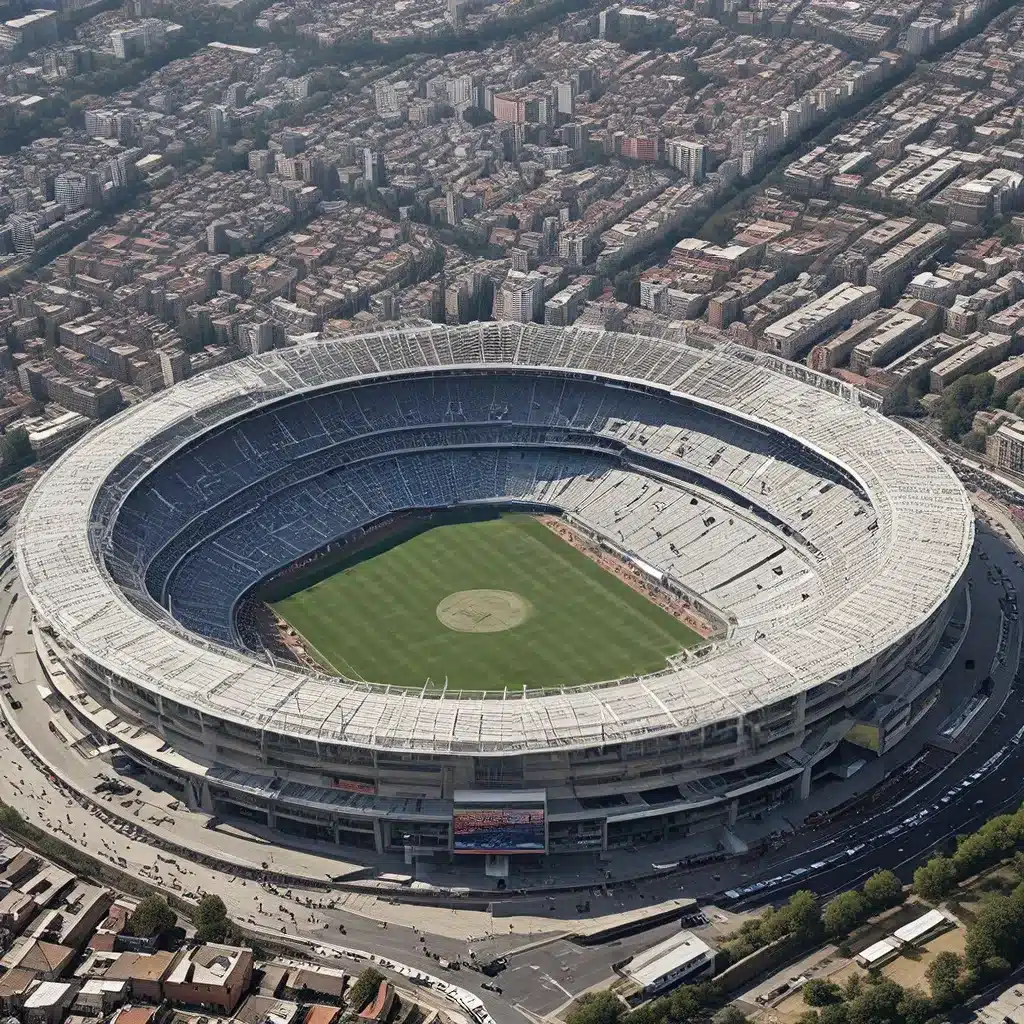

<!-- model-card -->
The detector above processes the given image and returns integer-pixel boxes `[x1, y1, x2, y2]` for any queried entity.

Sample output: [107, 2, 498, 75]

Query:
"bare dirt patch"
[436, 589, 533, 633]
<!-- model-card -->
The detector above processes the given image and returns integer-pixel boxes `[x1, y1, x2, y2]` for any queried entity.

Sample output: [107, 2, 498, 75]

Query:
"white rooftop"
[626, 929, 714, 988]
[24, 982, 73, 1008]
[857, 938, 898, 963]
[892, 908, 948, 944]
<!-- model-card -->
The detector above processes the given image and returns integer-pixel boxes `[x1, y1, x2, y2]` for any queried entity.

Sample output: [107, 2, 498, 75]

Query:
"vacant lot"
[272, 513, 700, 690]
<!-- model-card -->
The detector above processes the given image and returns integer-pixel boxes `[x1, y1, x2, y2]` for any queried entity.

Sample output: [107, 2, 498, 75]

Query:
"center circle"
[436, 590, 532, 633]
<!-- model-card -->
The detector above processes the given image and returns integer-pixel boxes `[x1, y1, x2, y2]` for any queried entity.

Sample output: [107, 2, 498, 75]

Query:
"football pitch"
[270, 513, 701, 691]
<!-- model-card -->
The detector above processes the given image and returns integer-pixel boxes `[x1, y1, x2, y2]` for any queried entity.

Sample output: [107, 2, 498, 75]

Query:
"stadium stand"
[15, 322, 972, 857]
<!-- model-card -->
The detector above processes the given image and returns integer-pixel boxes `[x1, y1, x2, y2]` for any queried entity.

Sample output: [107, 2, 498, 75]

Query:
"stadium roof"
[15, 322, 973, 755]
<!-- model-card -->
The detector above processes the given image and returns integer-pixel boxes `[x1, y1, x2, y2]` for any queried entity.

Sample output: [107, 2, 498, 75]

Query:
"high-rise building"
[54, 172, 88, 213]
[446, 75, 475, 106]
[207, 105, 226, 141]
[240, 320, 274, 355]
[553, 81, 575, 117]
[665, 139, 707, 182]
[445, 191, 463, 227]
[560, 122, 588, 156]
[374, 80, 408, 118]
[108, 154, 134, 190]
[159, 349, 191, 387]
[110, 28, 130, 58]
[363, 148, 386, 188]
[619, 134, 660, 162]
[493, 270, 545, 323]
[905, 17, 940, 55]
[84, 109, 134, 141]
[9, 214, 36, 256]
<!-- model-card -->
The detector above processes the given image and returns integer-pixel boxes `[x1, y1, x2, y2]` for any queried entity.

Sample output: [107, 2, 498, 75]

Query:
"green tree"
[127, 894, 177, 938]
[926, 950, 962, 1007]
[1012, 849, 1024, 881]
[962, 428, 986, 452]
[964, 889, 1024, 972]
[845, 977, 905, 1024]
[983, 955, 1012, 977]
[347, 967, 386, 1012]
[462, 106, 495, 127]
[612, 270, 640, 305]
[0, 803, 24, 829]
[823, 890, 866, 939]
[666, 987, 700, 1021]
[913, 854, 957, 902]
[939, 373, 995, 440]
[894, 989, 934, 1024]
[802, 980, 842, 1006]
[193, 893, 230, 943]
[711, 1008, 747, 1024]
[0, 426, 32, 475]
[862, 870, 903, 912]
[817, 1005, 848, 1024]
[953, 818, 1015, 878]
[786, 890, 823, 943]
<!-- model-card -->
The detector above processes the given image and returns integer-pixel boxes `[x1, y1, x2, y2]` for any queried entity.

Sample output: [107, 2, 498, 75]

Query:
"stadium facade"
[16, 322, 973, 859]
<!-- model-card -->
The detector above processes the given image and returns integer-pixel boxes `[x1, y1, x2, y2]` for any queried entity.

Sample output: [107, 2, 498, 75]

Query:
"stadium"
[15, 321, 973, 861]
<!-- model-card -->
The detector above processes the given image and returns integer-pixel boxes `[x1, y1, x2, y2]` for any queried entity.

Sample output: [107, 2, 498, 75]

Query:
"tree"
[962, 429, 986, 452]
[862, 870, 903, 912]
[845, 977, 905, 1024]
[194, 893, 230, 943]
[127, 894, 177, 938]
[802, 980, 842, 1006]
[347, 968, 386, 1012]
[613, 270, 640, 305]
[666, 986, 700, 1022]
[462, 106, 494, 127]
[817, 1005, 849, 1024]
[954, 817, 1015, 878]
[0, 804, 24, 829]
[964, 890, 1024, 972]
[913, 854, 957, 902]
[939, 373, 995, 440]
[823, 890, 866, 939]
[926, 950, 963, 1007]
[983, 955, 1012, 977]
[711, 1009, 747, 1024]
[843, 974, 863, 1002]
[894, 989, 934, 1024]
[0, 426, 32, 475]
[786, 890, 823, 943]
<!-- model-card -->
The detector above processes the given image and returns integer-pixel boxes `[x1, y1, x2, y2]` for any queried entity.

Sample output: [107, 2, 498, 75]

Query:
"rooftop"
[625, 929, 715, 988]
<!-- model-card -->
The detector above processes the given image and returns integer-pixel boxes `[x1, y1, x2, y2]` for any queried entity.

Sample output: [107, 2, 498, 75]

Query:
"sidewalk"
[973, 493, 1024, 552]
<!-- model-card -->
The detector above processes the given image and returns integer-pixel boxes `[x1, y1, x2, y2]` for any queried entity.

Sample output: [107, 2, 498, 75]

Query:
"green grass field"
[271, 513, 700, 691]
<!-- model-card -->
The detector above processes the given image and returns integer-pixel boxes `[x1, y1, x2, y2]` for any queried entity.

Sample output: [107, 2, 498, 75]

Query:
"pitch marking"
[436, 589, 532, 632]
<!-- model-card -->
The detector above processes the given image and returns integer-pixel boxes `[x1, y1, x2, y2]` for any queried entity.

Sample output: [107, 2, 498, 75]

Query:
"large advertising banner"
[452, 805, 546, 853]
